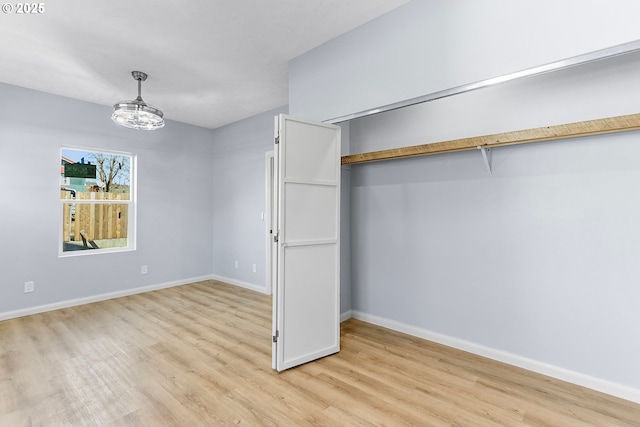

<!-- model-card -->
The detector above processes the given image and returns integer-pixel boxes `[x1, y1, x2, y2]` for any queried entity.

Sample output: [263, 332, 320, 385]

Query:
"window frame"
[59, 146, 137, 257]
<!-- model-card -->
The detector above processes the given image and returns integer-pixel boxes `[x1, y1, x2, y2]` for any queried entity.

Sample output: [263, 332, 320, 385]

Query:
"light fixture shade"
[112, 71, 165, 130]
[112, 98, 165, 130]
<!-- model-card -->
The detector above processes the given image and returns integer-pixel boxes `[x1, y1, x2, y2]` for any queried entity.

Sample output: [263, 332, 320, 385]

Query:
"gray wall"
[347, 51, 640, 392]
[211, 106, 287, 293]
[289, 0, 640, 122]
[0, 83, 214, 315]
[288, 0, 640, 398]
[340, 122, 352, 316]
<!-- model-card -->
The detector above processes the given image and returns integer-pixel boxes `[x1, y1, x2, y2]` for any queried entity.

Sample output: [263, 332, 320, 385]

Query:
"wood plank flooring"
[1, 280, 638, 426]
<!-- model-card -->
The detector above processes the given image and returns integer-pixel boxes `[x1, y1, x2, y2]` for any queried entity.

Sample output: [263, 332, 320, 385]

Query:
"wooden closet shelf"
[341, 112, 640, 165]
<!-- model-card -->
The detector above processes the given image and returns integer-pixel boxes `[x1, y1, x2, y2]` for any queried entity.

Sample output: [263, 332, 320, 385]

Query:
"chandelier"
[112, 71, 165, 130]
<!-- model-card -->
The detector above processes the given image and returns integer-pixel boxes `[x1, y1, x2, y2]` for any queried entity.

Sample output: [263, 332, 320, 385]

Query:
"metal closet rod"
[325, 39, 640, 124]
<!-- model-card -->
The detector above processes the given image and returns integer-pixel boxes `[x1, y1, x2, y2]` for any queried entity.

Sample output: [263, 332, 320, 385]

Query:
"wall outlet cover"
[24, 281, 34, 293]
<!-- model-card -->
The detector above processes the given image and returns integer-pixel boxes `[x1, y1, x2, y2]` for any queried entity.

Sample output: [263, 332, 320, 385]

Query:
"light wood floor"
[1, 280, 639, 426]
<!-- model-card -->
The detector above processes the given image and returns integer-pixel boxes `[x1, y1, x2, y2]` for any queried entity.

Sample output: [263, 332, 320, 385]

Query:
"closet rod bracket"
[477, 146, 492, 175]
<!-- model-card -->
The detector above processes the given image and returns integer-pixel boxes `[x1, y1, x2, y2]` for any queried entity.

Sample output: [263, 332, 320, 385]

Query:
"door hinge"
[272, 330, 279, 343]
[275, 136, 279, 144]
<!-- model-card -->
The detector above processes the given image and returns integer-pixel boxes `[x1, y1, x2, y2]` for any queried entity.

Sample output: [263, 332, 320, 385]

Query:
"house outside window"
[60, 147, 135, 255]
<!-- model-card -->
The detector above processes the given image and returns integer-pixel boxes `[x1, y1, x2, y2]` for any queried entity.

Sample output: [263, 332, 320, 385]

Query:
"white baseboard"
[0, 274, 266, 322]
[350, 310, 640, 405]
[0, 275, 214, 322]
[340, 310, 353, 322]
[210, 274, 270, 295]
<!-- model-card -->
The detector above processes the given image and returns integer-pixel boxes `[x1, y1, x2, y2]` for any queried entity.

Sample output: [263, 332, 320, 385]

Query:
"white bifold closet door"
[272, 114, 341, 372]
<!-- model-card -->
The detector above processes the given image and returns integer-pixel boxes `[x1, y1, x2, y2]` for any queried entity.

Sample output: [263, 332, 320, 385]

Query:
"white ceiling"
[0, 0, 409, 129]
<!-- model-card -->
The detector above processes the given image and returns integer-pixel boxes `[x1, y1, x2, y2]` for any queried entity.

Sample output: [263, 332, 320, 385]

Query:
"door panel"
[273, 114, 341, 372]
[281, 244, 338, 366]
[282, 121, 339, 183]
[284, 183, 337, 242]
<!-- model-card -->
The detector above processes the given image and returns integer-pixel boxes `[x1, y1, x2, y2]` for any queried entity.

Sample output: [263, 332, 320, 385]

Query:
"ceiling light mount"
[112, 70, 165, 130]
[131, 70, 147, 83]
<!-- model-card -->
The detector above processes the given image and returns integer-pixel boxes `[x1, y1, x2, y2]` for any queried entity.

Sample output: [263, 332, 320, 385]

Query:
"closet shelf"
[341, 112, 640, 165]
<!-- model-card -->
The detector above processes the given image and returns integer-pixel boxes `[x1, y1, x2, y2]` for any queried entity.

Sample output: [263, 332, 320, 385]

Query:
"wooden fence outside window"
[61, 191, 129, 243]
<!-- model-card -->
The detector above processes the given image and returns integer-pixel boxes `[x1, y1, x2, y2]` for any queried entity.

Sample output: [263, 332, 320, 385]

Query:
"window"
[60, 148, 135, 255]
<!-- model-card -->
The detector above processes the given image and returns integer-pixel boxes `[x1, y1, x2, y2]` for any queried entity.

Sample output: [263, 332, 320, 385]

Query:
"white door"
[272, 114, 341, 371]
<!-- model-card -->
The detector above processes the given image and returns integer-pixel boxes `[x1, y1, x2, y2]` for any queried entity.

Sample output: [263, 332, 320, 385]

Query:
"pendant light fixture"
[112, 71, 165, 130]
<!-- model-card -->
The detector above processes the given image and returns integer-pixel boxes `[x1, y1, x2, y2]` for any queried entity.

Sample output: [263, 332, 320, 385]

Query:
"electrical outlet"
[235, 260, 238, 269]
[141, 265, 148, 275]
[252, 264, 256, 273]
[24, 281, 34, 293]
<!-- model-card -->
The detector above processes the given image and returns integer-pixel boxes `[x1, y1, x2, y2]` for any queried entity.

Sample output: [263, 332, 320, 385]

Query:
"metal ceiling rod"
[326, 39, 640, 124]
